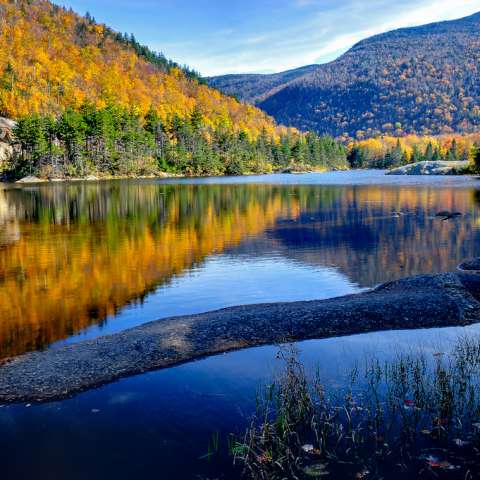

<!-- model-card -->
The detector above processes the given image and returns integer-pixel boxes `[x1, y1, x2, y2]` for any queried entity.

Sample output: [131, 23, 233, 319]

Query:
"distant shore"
[1, 271, 479, 403]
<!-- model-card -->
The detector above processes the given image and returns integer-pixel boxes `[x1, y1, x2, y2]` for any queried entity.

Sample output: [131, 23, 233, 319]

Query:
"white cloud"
[193, 0, 480, 76]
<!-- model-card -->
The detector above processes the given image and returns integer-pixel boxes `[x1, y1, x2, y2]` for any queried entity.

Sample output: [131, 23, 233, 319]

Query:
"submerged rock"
[387, 161, 469, 176]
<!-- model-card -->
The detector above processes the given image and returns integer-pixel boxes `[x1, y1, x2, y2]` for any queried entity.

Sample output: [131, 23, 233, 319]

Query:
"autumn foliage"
[0, 0, 286, 139]
[349, 133, 480, 169]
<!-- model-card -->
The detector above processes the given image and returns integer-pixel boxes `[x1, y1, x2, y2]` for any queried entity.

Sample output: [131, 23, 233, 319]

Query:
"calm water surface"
[2, 170, 480, 479]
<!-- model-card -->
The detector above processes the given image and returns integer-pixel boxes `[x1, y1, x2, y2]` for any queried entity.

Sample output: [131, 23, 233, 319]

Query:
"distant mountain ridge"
[208, 12, 480, 139]
[207, 65, 318, 104]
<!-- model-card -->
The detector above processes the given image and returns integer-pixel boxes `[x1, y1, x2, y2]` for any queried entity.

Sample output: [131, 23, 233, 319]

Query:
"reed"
[230, 339, 480, 479]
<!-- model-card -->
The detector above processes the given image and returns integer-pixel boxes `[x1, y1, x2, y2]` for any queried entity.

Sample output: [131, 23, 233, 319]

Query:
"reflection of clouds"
[295, 324, 480, 384]
[107, 391, 143, 405]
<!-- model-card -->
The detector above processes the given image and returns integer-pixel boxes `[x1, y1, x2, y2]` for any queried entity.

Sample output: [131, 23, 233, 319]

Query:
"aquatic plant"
[231, 339, 480, 479]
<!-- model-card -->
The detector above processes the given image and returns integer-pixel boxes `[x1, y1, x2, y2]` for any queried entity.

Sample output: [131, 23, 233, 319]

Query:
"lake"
[1, 170, 480, 479]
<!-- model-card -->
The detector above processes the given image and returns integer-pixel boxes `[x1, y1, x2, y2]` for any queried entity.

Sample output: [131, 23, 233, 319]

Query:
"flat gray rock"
[14, 175, 47, 184]
[387, 160, 469, 175]
[0, 272, 479, 403]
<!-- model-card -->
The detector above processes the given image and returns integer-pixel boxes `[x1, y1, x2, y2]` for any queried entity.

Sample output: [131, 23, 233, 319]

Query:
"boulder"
[387, 160, 469, 175]
[15, 175, 47, 184]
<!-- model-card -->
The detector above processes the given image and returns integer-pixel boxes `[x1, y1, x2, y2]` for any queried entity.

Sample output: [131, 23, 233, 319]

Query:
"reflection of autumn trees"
[0, 183, 305, 358]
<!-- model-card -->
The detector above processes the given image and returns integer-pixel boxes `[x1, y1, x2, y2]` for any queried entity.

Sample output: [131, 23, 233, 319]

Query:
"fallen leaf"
[356, 469, 370, 479]
[257, 454, 272, 464]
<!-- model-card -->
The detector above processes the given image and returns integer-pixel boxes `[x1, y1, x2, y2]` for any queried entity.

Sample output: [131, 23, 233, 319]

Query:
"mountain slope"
[209, 12, 480, 139]
[0, 0, 286, 138]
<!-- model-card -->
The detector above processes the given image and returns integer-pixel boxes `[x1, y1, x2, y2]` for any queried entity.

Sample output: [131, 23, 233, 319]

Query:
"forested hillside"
[0, 0, 278, 135]
[0, 0, 348, 178]
[209, 12, 480, 140]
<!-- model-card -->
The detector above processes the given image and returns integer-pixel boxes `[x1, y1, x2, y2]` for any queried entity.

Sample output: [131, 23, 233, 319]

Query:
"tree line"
[348, 136, 480, 170]
[5, 104, 348, 179]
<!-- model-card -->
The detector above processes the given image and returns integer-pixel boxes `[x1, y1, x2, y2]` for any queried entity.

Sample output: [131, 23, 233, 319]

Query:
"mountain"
[0, 0, 285, 139]
[207, 65, 318, 104]
[208, 12, 480, 139]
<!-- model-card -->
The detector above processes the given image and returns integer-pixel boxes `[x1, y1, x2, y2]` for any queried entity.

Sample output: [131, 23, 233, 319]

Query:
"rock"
[0, 142, 12, 163]
[436, 211, 463, 221]
[0, 118, 15, 166]
[15, 176, 47, 184]
[458, 258, 480, 272]
[0, 117, 16, 142]
[386, 161, 469, 176]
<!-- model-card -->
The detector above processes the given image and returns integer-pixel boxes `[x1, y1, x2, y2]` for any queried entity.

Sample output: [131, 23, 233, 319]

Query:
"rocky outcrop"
[14, 175, 48, 184]
[0, 271, 479, 403]
[0, 117, 15, 167]
[387, 160, 469, 175]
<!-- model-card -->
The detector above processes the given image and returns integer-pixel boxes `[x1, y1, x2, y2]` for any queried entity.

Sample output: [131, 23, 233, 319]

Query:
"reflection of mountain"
[0, 183, 304, 358]
[268, 187, 480, 286]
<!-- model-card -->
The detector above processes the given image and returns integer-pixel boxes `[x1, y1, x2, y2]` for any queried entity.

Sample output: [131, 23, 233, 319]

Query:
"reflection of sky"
[156, 170, 480, 187]
[56, 255, 361, 345]
[51, 170, 480, 346]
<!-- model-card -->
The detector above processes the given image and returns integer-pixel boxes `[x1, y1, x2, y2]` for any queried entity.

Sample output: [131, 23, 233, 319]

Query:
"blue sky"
[57, 0, 480, 76]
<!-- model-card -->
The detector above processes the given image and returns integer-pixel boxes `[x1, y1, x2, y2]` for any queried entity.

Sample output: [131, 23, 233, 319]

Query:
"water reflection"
[1, 175, 480, 358]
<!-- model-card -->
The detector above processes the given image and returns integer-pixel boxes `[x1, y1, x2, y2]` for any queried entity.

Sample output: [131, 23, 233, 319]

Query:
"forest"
[8, 106, 480, 179]
[5, 104, 347, 178]
[0, 0, 351, 178]
[348, 134, 480, 170]
[0, 0, 289, 138]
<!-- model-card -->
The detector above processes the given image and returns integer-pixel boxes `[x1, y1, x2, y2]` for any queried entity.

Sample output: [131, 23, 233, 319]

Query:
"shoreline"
[1, 169, 325, 185]
[0, 272, 479, 403]
[2, 166, 477, 186]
